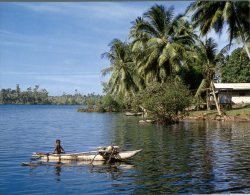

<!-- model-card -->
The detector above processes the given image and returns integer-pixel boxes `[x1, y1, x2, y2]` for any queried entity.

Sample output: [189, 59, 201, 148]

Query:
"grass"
[188, 107, 250, 118]
[226, 107, 250, 117]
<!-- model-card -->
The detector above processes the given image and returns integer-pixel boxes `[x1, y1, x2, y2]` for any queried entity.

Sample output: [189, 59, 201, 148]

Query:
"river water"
[0, 105, 250, 194]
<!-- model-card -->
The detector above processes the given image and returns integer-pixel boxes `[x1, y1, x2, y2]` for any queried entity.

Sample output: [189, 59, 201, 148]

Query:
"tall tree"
[130, 5, 196, 84]
[101, 39, 139, 99]
[194, 38, 229, 115]
[187, 1, 250, 59]
[221, 47, 250, 83]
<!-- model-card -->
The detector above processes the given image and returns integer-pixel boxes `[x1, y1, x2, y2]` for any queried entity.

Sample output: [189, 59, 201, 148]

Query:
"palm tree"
[194, 37, 229, 115]
[130, 5, 196, 85]
[101, 39, 140, 99]
[187, 1, 250, 59]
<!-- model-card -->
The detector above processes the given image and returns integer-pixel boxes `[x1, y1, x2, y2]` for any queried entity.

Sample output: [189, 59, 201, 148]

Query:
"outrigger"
[31, 146, 142, 163]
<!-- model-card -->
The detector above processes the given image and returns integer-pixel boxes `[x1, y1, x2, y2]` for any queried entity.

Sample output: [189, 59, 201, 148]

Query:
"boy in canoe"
[53, 139, 65, 154]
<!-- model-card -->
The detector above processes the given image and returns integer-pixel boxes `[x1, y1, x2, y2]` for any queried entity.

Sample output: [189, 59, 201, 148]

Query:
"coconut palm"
[130, 5, 196, 85]
[101, 39, 140, 99]
[195, 37, 229, 115]
[187, 1, 250, 59]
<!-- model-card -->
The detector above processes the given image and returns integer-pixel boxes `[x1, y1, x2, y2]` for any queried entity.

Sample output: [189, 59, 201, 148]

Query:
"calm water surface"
[0, 105, 250, 194]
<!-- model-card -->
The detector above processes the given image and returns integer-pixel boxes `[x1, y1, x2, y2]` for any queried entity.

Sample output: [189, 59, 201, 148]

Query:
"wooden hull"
[125, 112, 143, 116]
[33, 149, 142, 162]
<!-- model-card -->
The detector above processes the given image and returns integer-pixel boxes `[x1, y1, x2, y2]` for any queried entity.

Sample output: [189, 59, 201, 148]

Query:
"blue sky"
[0, 2, 237, 95]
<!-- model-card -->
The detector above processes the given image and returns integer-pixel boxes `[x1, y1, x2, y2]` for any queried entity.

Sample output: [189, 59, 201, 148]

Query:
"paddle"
[90, 152, 99, 166]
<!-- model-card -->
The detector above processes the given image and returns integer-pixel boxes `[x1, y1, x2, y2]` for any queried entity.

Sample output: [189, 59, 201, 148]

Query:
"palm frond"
[101, 66, 113, 77]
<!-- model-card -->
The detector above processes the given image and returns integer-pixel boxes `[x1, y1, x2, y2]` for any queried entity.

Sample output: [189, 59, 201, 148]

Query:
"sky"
[0, 2, 239, 96]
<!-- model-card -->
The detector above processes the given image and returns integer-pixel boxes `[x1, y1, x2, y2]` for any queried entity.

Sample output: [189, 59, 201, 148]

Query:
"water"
[0, 105, 250, 194]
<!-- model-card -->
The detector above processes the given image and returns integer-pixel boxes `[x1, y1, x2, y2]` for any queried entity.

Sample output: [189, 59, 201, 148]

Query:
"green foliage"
[77, 93, 123, 113]
[187, 1, 250, 58]
[179, 64, 203, 91]
[194, 38, 228, 98]
[49, 92, 103, 105]
[130, 5, 196, 84]
[221, 48, 250, 83]
[0, 85, 50, 104]
[101, 39, 139, 99]
[136, 80, 192, 124]
[102, 94, 123, 112]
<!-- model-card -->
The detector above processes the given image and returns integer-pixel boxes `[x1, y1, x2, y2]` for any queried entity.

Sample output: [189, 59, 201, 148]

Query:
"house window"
[239, 92, 246, 96]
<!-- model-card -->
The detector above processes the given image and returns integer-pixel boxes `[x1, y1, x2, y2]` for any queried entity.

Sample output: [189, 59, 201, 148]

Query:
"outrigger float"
[32, 146, 142, 162]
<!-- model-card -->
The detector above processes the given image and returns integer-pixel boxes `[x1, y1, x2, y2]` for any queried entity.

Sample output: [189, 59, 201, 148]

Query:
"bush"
[95, 105, 107, 113]
[102, 94, 123, 112]
[137, 80, 192, 124]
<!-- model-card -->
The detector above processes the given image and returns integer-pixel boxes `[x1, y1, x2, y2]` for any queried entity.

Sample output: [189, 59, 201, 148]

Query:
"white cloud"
[1, 71, 100, 77]
[13, 2, 147, 21]
[14, 3, 64, 13]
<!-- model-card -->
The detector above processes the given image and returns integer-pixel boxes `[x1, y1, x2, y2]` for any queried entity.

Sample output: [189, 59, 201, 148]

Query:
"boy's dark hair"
[56, 139, 61, 143]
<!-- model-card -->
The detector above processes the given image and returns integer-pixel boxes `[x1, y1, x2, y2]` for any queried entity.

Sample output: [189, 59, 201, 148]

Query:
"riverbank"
[184, 107, 250, 122]
[77, 106, 250, 123]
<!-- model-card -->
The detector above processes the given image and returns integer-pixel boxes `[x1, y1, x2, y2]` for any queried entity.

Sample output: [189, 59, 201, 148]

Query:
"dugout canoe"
[125, 112, 143, 116]
[32, 149, 142, 162]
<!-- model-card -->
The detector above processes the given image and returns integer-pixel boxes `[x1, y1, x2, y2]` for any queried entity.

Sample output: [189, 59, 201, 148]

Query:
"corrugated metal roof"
[214, 83, 250, 90]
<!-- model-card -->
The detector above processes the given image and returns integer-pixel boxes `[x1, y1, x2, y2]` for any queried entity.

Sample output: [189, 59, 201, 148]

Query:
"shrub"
[137, 80, 192, 124]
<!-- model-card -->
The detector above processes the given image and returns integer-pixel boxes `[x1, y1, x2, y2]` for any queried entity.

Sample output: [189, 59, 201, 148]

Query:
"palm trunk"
[206, 89, 210, 111]
[211, 81, 221, 116]
[131, 88, 147, 118]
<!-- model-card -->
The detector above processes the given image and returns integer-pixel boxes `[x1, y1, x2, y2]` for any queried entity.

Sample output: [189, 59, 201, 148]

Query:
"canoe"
[32, 149, 142, 162]
[139, 119, 155, 124]
[125, 112, 143, 116]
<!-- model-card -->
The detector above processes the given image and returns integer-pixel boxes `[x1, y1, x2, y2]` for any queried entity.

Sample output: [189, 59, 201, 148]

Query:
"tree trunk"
[211, 81, 221, 116]
[206, 89, 210, 111]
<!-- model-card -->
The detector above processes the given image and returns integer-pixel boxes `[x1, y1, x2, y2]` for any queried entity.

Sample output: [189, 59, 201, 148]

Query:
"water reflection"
[55, 163, 62, 181]
[24, 160, 135, 182]
[109, 118, 250, 193]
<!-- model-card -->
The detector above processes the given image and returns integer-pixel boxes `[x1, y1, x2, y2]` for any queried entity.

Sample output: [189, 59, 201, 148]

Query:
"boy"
[53, 139, 65, 154]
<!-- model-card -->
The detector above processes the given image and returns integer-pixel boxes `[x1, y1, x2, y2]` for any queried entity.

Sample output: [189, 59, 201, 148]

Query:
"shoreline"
[183, 107, 250, 122]
[182, 115, 250, 122]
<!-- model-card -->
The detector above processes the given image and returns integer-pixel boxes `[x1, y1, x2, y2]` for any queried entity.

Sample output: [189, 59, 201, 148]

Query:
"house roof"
[214, 83, 250, 90]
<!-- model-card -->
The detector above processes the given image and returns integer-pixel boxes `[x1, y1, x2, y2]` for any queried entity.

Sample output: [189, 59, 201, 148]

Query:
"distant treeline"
[0, 84, 102, 105]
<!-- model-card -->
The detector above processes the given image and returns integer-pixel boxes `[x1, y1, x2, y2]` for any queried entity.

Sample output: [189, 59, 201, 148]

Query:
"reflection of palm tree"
[187, 1, 250, 59]
[195, 38, 229, 115]
[130, 5, 196, 84]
